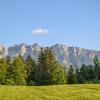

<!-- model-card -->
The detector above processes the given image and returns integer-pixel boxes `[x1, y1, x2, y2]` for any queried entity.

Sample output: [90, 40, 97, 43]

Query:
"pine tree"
[25, 55, 36, 85]
[35, 48, 45, 85]
[50, 62, 66, 85]
[6, 56, 12, 65]
[93, 55, 99, 66]
[80, 64, 88, 81]
[67, 65, 77, 84]
[11, 56, 26, 85]
[5, 56, 14, 85]
[35, 47, 66, 85]
[93, 55, 100, 82]
[0, 58, 7, 84]
[87, 65, 95, 82]
[19, 55, 25, 63]
[77, 73, 86, 84]
[35, 48, 53, 85]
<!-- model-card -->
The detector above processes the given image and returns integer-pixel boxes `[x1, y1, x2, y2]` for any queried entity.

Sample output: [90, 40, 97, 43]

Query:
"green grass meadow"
[0, 84, 100, 100]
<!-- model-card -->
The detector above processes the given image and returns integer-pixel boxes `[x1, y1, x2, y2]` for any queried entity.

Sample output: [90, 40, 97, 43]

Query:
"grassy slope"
[0, 84, 100, 100]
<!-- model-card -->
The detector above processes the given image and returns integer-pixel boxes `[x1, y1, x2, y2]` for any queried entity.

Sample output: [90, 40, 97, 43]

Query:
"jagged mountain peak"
[32, 43, 40, 47]
[0, 43, 100, 69]
[0, 44, 8, 58]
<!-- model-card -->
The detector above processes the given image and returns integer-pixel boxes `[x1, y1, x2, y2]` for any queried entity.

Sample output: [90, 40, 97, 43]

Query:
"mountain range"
[0, 43, 100, 69]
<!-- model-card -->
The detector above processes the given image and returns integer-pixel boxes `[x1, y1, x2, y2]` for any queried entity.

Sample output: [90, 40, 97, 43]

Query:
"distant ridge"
[0, 43, 100, 69]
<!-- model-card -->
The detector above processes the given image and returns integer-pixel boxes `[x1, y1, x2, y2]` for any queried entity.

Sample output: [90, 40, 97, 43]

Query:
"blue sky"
[0, 0, 100, 50]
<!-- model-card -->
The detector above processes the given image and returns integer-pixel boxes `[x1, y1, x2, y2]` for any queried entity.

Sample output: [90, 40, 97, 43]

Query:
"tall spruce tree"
[67, 65, 77, 84]
[35, 47, 66, 85]
[80, 64, 88, 81]
[94, 55, 100, 82]
[35, 48, 45, 85]
[87, 65, 95, 82]
[25, 55, 36, 85]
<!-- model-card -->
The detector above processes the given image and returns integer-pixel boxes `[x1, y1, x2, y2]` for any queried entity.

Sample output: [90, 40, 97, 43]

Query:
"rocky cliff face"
[52, 44, 100, 68]
[0, 44, 8, 58]
[1, 43, 100, 68]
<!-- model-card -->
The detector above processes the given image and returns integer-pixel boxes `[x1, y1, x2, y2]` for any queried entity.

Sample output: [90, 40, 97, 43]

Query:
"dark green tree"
[67, 65, 77, 84]
[35, 47, 66, 85]
[5, 56, 14, 85]
[25, 55, 36, 85]
[35, 48, 45, 85]
[93, 55, 99, 66]
[80, 64, 88, 81]
[77, 73, 86, 84]
[87, 65, 95, 82]
[93, 55, 100, 82]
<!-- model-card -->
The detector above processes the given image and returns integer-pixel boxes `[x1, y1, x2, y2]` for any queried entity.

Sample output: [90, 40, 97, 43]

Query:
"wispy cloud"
[32, 28, 48, 35]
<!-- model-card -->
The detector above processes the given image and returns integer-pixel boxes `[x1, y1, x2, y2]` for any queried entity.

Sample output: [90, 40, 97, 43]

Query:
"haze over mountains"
[0, 43, 100, 69]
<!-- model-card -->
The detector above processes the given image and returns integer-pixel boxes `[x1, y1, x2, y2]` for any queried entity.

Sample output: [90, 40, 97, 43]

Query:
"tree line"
[0, 47, 100, 85]
[0, 48, 66, 85]
[67, 55, 100, 84]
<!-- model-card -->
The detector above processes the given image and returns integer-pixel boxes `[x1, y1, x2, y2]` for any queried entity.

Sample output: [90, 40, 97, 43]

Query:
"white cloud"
[32, 28, 48, 35]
